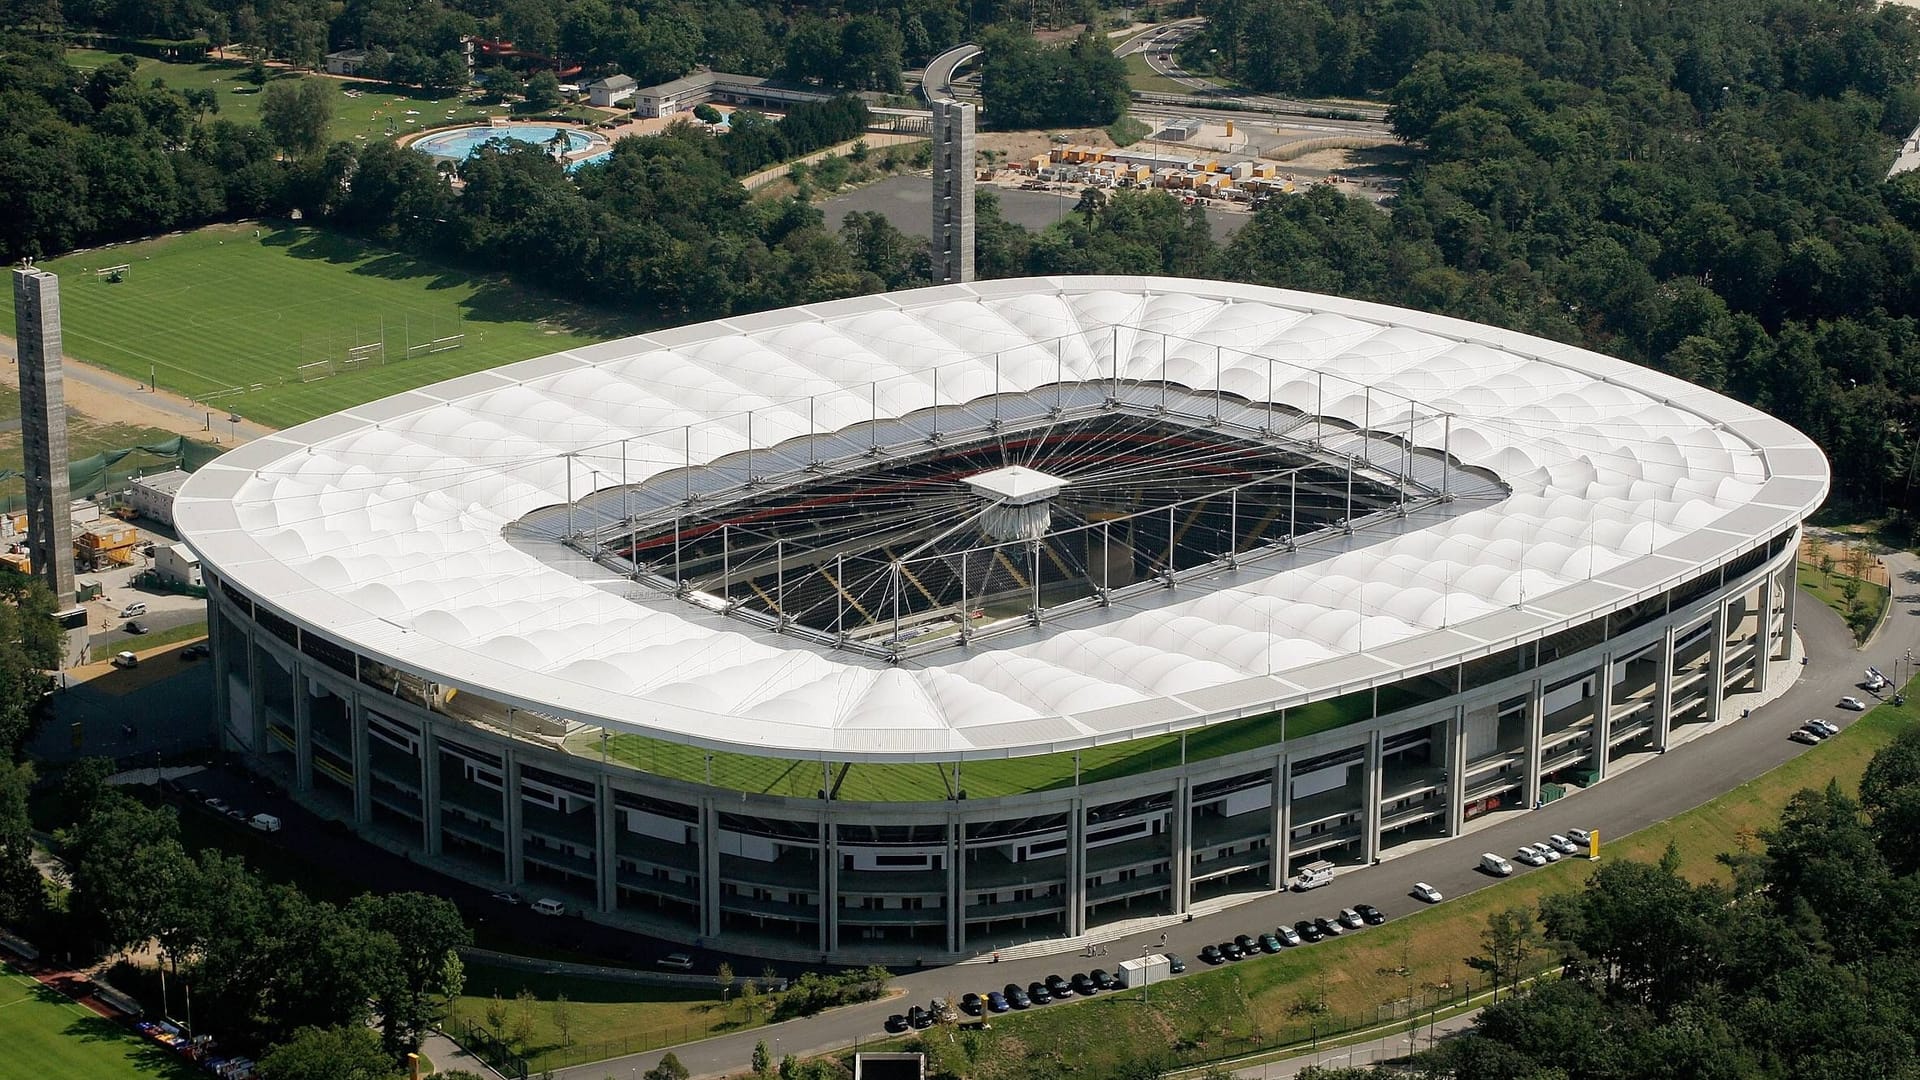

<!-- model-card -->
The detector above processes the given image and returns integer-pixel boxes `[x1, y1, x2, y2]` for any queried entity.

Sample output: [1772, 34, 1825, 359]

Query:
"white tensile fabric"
[177, 278, 1827, 761]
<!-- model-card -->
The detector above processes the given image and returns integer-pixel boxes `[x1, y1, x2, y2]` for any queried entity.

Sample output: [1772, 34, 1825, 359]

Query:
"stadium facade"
[178, 278, 1827, 960]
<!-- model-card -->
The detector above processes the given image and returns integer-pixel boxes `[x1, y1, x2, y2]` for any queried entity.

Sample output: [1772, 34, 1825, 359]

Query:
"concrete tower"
[931, 99, 976, 284]
[13, 267, 75, 604]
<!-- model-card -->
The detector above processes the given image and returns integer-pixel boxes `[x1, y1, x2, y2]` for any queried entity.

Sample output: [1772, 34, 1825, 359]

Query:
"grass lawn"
[0, 223, 648, 431]
[1123, 51, 1192, 95]
[0, 381, 186, 510]
[66, 50, 606, 147]
[446, 960, 764, 1073]
[0, 962, 201, 1079]
[1797, 562, 1888, 643]
[90, 622, 207, 663]
[901, 685, 1918, 1079]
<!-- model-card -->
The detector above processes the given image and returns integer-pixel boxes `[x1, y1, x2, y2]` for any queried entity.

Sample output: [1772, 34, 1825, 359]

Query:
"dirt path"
[0, 334, 276, 445]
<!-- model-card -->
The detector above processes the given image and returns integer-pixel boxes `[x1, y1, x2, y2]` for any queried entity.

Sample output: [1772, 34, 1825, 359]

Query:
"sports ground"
[0, 962, 199, 1079]
[1, 224, 647, 431]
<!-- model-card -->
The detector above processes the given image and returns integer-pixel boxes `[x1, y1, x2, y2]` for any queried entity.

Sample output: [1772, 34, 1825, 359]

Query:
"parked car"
[110, 651, 138, 669]
[1530, 841, 1562, 863]
[1355, 903, 1385, 925]
[1547, 834, 1579, 856]
[1276, 924, 1302, 946]
[657, 953, 694, 970]
[1411, 882, 1444, 903]
[960, 993, 982, 1016]
[1314, 916, 1343, 938]
[530, 898, 566, 916]
[1004, 983, 1029, 1009]
[1515, 845, 1547, 867]
[1258, 933, 1282, 954]
[1808, 718, 1841, 737]
[1220, 941, 1245, 961]
[1233, 933, 1257, 954]
[1046, 974, 1072, 997]
[203, 797, 229, 813]
[1070, 972, 1097, 994]
[1564, 828, 1592, 847]
[1167, 954, 1186, 973]
[1481, 852, 1516, 876]
[1338, 908, 1365, 929]
[180, 642, 209, 659]
[1790, 728, 1822, 745]
[1091, 969, 1115, 991]
[1295, 919, 1323, 943]
[908, 1005, 932, 1029]
[986, 992, 1009, 1014]
[886, 1013, 909, 1033]
[1027, 981, 1051, 1004]
[124, 620, 149, 634]
[1798, 720, 1829, 741]
[119, 602, 148, 618]
[1198, 945, 1225, 965]
[247, 813, 281, 832]
[1839, 696, 1867, 711]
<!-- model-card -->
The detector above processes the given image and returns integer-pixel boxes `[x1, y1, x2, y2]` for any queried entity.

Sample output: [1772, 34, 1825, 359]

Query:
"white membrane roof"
[177, 278, 1828, 762]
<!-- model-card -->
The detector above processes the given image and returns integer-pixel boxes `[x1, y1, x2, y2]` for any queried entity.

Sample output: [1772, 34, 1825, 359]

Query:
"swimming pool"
[410, 124, 600, 163]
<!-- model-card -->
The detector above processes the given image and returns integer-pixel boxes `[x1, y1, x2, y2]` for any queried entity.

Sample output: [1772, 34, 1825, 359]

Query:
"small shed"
[588, 74, 637, 108]
[154, 543, 201, 589]
[325, 48, 370, 76]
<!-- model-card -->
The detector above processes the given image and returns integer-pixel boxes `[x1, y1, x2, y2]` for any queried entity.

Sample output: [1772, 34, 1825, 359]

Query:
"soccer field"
[1, 223, 647, 431]
[0, 962, 200, 1079]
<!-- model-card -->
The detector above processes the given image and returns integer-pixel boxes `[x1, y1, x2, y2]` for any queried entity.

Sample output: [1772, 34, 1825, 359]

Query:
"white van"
[1479, 852, 1515, 877]
[248, 813, 282, 833]
[110, 651, 139, 669]
[530, 898, 566, 916]
[657, 953, 694, 970]
[1291, 860, 1336, 891]
[119, 602, 147, 618]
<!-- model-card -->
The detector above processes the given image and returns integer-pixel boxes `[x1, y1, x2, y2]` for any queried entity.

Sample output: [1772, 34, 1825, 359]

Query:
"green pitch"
[0, 223, 646, 431]
[0, 963, 201, 1079]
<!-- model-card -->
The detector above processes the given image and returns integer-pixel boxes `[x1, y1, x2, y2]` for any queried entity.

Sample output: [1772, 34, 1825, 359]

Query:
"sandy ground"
[0, 334, 276, 444]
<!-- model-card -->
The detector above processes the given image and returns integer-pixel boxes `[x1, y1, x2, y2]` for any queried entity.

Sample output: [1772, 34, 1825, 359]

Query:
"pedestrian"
[992, 951, 999, 963]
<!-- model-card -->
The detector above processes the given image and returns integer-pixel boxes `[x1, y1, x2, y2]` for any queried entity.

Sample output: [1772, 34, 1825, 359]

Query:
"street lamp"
[1140, 944, 1151, 1006]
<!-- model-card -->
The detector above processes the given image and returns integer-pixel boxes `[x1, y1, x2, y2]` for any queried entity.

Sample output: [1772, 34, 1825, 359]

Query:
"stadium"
[177, 277, 1827, 961]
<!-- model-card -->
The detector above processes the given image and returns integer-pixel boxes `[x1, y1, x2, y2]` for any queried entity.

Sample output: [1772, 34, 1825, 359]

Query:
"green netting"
[0, 436, 218, 513]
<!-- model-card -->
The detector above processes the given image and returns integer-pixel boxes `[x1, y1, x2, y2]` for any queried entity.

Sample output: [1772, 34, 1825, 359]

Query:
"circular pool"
[410, 123, 603, 165]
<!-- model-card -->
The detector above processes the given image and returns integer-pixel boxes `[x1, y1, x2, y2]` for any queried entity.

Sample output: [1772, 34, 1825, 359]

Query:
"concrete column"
[1452, 704, 1476, 834]
[1653, 624, 1677, 751]
[1269, 754, 1288, 889]
[1755, 574, 1775, 693]
[1779, 554, 1798, 662]
[1520, 685, 1544, 812]
[1170, 779, 1191, 914]
[503, 749, 524, 887]
[1707, 602, 1729, 724]
[350, 694, 372, 826]
[1591, 654, 1614, 782]
[820, 817, 837, 956]
[595, 775, 618, 914]
[210, 604, 229, 739]
[1362, 731, 1384, 863]
[948, 815, 965, 954]
[247, 638, 268, 755]
[420, 722, 442, 855]
[1066, 798, 1087, 936]
[293, 671, 314, 793]
[699, 799, 722, 940]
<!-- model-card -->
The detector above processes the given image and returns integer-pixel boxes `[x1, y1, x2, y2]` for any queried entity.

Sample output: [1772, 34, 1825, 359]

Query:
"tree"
[0, 569, 58, 756]
[259, 78, 334, 156]
[693, 103, 723, 124]
[1467, 906, 1543, 1000]
[552, 991, 574, 1048]
[66, 794, 187, 953]
[645, 1052, 691, 1080]
[752, 1039, 773, 1078]
[0, 761, 40, 925]
[259, 1025, 398, 1080]
[1859, 727, 1920, 874]
[524, 71, 562, 110]
[351, 892, 471, 1055]
[511, 987, 538, 1051]
[738, 978, 761, 1021]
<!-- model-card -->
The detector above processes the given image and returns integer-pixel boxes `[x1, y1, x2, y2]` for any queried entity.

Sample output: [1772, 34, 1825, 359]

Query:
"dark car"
[1046, 974, 1072, 998]
[1356, 903, 1386, 925]
[124, 620, 149, 634]
[1315, 916, 1343, 937]
[1234, 933, 1257, 954]
[1199, 944, 1225, 965]
[986, 991, 1009, 1013]
[180, 642, 209, 659]
[1091, 969, 1115, 991]
[908, 1005, 932, 1029]
[1028, 980, 1051, 1005]
[1070, 972, 1096, 995]
[1221, 940, 1245, 961]
[1004, 983, 1030, 1009]
[1167, 954, 1186, 973]
[885, 1013, 909, 1033]
[1259, 932, 1283, 954]
[960, 993, 983, 1016]
[1295, 919, 1323, 943]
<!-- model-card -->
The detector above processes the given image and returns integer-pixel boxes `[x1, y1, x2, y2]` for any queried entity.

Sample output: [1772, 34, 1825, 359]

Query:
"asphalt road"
[560, 556, 1920, 1080]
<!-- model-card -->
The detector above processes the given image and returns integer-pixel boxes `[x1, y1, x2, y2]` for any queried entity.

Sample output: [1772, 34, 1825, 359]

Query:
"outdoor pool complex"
[410, 124, 610, 170]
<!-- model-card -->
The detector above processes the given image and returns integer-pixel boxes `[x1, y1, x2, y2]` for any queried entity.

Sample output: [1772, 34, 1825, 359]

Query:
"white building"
[153, 543, 201, 588]
[130, 469, 190, 527]
[586, 74, 636, 108]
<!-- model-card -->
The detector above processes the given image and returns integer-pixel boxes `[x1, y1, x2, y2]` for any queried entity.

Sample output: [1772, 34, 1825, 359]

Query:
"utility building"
[13, 267, 74, 604]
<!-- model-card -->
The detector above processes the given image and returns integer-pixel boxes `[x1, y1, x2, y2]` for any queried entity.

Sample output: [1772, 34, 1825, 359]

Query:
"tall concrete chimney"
[931, 99, 976, 284]
[13, 267, 75, 604]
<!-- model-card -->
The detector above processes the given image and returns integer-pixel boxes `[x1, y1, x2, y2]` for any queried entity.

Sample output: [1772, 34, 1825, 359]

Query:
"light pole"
[1140, 944, 1150, 1006]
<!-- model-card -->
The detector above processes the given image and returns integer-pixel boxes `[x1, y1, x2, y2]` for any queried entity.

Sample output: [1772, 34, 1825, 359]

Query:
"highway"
[559, 553, 1920, 1079]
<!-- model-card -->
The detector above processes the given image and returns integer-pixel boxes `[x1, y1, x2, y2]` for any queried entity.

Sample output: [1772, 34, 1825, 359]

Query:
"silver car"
[1530, 841, 1562, 863]
[1547, 833, 1579, 855]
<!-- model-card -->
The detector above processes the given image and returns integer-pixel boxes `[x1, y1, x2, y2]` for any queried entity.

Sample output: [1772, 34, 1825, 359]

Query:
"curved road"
[559, 552, 1920, 1079]
[922, 43, 982, 104]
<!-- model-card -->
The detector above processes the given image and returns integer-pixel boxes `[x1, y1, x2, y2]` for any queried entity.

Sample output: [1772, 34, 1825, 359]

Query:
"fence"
[294, 313, 465, 382]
